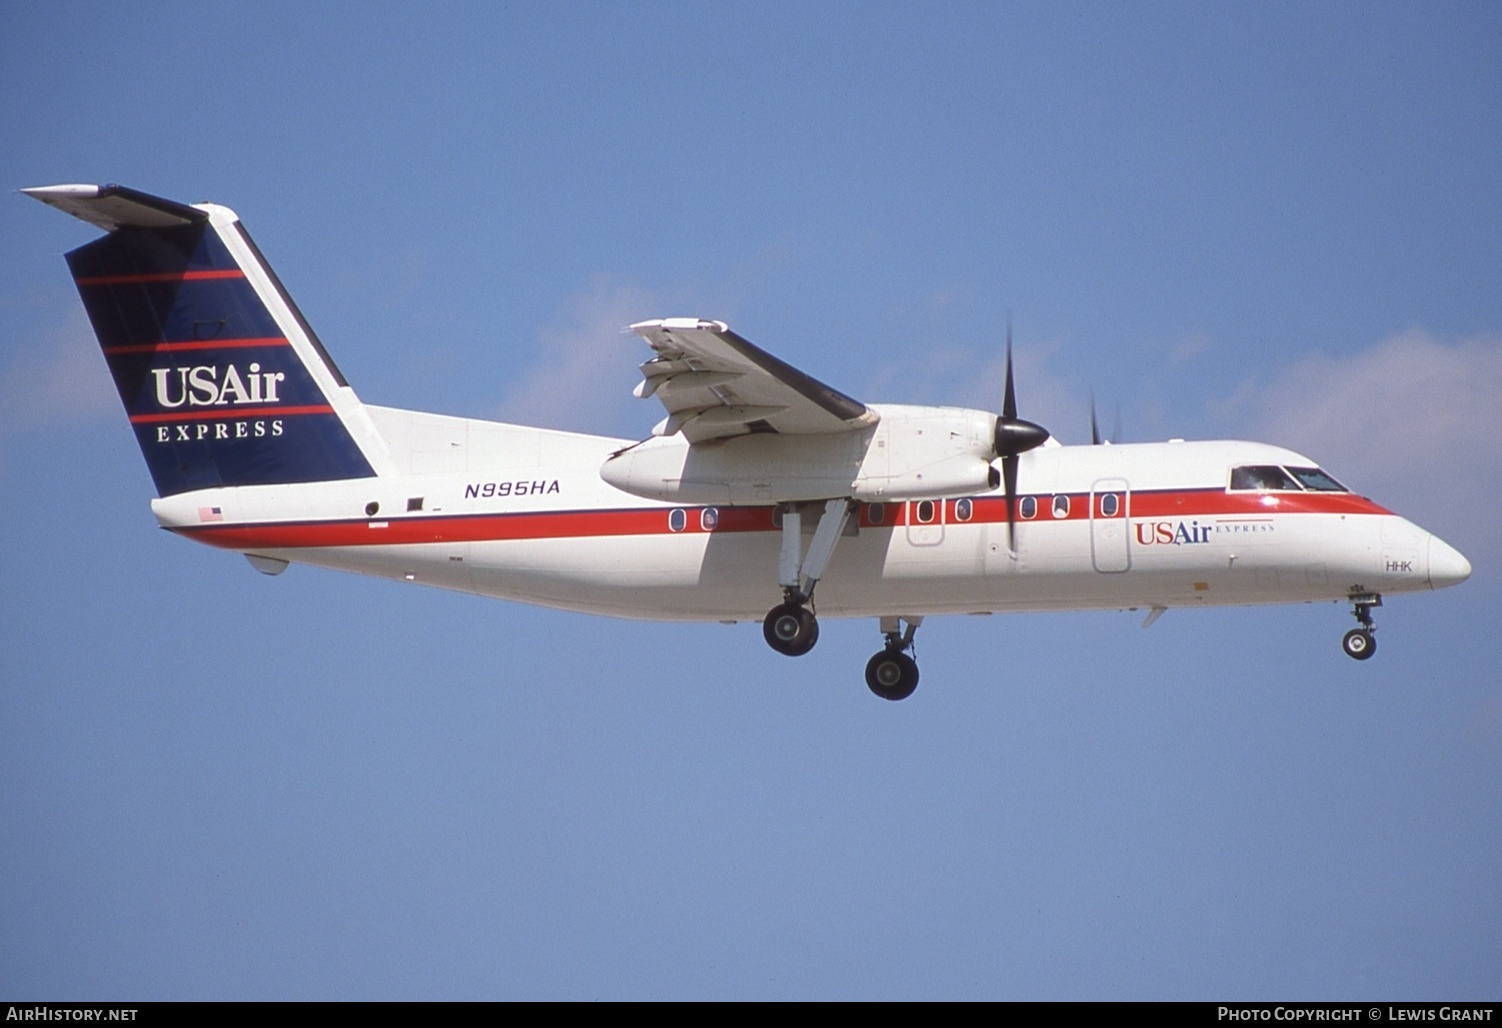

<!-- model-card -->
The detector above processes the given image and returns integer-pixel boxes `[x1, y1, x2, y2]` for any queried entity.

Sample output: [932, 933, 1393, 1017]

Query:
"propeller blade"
[990, 315, 1050, 553]
[1090, 392, 1102, 446]
[1003, 315, 1018, 421]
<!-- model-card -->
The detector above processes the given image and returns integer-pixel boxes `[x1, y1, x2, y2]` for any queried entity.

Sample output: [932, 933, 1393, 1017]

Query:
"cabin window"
[407, 497, 424, 512]
[1230, 465, 1302, 491]
[1286, 466, 1348, 492]
[867, 502, 885, 526]
[1100, 493, 1119, 517]
[1019, 496, 1037, 520]
[915, 500, 936, 524]
[955, 498, 973, 522]
[669, 508, 687, 532]
[1051, 494, 1070, 519]
[700, 507, 719, 531]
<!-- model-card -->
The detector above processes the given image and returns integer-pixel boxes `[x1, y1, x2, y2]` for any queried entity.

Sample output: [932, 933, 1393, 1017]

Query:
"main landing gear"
[758, 497, 924, 700]
[762, 498, 852, 658]
[1342, 593, 1381, 661]
[865, 616, 922, 701]
[764, 601, 818, 656]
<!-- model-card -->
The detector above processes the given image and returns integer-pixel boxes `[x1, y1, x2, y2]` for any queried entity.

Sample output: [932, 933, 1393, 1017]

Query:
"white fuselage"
[148, 404, 1469, 623]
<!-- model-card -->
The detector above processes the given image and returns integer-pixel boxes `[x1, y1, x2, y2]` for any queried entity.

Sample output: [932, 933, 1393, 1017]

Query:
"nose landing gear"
[865, 616, 922, 700]
[1342, 593, 1381, 661]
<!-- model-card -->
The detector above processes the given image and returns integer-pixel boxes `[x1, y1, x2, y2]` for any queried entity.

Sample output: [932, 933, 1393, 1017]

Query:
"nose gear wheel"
[1342, 594, 1381, 661]
[863, 616, 922, 700]
[865, 647, 919, 701]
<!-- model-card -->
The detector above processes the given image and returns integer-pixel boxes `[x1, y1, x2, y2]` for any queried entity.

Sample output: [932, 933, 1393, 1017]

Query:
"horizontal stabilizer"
[23, 183, 208, 232]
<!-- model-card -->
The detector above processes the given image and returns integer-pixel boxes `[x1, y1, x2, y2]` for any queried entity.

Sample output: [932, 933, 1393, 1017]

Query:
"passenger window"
[955, 498, 973, 522]
[669, 508, 687, 532]
[1100, 493, 1119, 517]
[1230, 465, 1302, 491]
[1019, 496, 1037, 520]
[700, 507, 719, 531]
[916, 500, 935, 524]
[1052, 494, 1070, 518]
[867, 502, 885, 526]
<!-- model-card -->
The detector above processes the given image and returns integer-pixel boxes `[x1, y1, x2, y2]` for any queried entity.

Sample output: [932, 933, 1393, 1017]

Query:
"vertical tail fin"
[26, 184, 387, 496]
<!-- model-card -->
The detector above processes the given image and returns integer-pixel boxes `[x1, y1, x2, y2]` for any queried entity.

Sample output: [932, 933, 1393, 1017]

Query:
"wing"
[630, 319, 879, 443]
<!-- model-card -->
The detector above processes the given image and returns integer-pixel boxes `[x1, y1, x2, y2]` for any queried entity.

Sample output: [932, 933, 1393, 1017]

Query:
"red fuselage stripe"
[75, 269, 246, 285]
[866, 490, 1389, 527]
[176, 489, 1393, 551]
[104, 337, 291, 355]
[129, 404, 334, 424]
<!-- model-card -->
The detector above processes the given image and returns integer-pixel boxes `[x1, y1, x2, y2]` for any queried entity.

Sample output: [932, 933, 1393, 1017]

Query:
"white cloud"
[951, 336, 1096, 446]
[0, 306, 117, 434]
[1224, 329, 1502, 562]
[495, 276, 679, 439]
[1169, 331, 1212, 364]
[859, 329, 1095, 446]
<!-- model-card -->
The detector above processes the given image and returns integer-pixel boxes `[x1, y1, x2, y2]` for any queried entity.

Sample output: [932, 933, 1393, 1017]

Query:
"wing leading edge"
[630, 318, 878, 443]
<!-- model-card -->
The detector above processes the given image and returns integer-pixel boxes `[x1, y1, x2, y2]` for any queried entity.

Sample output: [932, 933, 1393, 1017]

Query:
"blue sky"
[2, 1, 1499, 1000]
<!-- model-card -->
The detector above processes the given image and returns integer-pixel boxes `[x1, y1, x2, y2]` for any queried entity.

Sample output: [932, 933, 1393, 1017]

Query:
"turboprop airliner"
[26, 183, 1472, 700]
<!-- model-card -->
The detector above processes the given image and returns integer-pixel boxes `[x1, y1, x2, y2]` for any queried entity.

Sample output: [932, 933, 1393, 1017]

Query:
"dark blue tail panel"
[65, 224, 375, 496]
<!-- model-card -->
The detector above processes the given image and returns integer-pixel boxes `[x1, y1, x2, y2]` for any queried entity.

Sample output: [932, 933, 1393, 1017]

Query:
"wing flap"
[630, 319, 877, 442]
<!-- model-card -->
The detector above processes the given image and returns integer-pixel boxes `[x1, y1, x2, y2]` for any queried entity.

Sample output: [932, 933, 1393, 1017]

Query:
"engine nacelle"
[599, 404, 999, 504]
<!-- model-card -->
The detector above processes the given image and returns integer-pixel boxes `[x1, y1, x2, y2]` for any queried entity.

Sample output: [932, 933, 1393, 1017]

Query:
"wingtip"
[22, 183, 103, 200]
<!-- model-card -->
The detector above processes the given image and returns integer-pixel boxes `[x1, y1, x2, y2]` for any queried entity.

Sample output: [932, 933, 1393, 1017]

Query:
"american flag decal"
[197, 506, 224, 522]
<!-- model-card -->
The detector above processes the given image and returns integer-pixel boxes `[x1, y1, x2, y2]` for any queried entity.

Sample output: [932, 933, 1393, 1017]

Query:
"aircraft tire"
[1342, 628, 1376, 661]
[764, 603, 819, 656]
[865, 649, 919, 701]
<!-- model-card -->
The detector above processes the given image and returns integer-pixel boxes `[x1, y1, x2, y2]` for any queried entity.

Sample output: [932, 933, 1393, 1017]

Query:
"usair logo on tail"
[49, 184, 375, 494]
[150, 363, 287, 407]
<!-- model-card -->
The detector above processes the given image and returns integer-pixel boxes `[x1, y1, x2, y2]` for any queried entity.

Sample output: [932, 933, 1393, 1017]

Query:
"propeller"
[1088, 392, 1122, 446]
[992, 316, 1050, 552]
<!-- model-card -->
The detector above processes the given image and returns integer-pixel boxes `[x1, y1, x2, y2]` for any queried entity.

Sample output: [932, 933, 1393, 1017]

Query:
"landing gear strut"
[865, 616, 922, 701]
[761, 498, 853, 658]
[1342, 594, 1380, 661]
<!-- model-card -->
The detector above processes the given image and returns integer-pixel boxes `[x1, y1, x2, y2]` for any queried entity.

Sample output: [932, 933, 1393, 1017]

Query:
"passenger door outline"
[1090, 478, 1130, 573]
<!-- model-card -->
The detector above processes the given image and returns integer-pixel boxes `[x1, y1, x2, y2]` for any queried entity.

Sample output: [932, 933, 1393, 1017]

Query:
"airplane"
[25, 183, 1472, 701]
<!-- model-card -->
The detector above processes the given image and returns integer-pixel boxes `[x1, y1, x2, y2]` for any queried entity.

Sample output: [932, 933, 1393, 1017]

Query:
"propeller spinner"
[991, 320, 1050, 552]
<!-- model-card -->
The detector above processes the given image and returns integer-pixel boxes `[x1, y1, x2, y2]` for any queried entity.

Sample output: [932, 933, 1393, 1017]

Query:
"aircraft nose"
[1427, 534, 1472, 589]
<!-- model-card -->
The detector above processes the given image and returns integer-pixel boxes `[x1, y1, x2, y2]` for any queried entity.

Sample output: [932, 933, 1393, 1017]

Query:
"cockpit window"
[1229, 464, 1351, 493]
[1286, 466, 1348, 492]
[1229, 465, 1302, 491]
